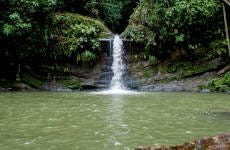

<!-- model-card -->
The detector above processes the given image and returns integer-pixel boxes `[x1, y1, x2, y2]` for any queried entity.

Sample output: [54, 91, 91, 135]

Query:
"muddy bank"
[135, 133, 230, 150]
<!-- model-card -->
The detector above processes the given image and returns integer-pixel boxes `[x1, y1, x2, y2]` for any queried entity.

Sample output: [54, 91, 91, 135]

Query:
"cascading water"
[94, 34, 136, 94]
[110, 35, 126, 91]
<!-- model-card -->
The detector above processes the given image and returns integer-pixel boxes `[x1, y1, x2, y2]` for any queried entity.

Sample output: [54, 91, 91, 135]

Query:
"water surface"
[0, 92, 229, 149]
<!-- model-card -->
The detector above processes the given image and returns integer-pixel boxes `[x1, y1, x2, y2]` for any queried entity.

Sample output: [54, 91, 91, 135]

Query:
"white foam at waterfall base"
[95, 89, 137, 95]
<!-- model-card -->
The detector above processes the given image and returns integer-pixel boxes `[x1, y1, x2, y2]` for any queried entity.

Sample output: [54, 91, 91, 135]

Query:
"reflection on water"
[106, 95, 128, 148]
[0, 92, 229, 149]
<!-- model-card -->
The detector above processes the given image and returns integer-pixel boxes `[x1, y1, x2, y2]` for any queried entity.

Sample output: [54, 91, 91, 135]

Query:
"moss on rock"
[60, 79, 81, 90]
[21, 73, 43, 89]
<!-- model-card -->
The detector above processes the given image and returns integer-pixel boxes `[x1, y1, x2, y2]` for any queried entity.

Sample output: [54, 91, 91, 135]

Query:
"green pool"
[0, 92, 229, 149]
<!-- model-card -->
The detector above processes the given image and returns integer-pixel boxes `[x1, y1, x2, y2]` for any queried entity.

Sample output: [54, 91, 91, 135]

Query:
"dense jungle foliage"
[123, 0, 228, 60]
[0, 0, 57, 80]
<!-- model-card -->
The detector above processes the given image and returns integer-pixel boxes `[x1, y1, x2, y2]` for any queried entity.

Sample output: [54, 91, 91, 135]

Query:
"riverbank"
[135, 133, 230, 150]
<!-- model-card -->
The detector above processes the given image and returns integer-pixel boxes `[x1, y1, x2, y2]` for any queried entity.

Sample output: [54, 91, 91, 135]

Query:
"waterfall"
[94, 35, 137, 94]
[110, 35, 126, 90]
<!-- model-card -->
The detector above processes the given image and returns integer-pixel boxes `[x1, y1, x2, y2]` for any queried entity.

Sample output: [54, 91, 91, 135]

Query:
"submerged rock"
[55, 88, 72, 92]
[201, 89, 211, 93]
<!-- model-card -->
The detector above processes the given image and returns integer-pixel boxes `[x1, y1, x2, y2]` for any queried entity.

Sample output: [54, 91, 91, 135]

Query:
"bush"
[51, 13, 110, 63]
[208, 71, 230, 92]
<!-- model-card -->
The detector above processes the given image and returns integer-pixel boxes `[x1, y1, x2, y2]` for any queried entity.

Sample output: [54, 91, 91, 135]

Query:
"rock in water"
[13, 82, 33, 91]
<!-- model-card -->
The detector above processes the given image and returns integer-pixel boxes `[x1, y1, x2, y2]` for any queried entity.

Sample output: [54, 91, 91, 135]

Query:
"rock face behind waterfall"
[95, 55, 113, 89]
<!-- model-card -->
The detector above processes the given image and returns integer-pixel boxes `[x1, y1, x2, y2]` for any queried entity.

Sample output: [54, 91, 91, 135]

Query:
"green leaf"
[175, 34, 185, 43]
[2, 24, 15, 36]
